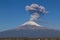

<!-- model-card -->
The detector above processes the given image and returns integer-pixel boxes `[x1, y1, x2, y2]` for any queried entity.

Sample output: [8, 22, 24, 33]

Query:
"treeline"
[0, 38, 60, 40]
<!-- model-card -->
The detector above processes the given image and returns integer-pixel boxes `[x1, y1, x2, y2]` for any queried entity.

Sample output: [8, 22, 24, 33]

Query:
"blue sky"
[0, 0, 60, 32]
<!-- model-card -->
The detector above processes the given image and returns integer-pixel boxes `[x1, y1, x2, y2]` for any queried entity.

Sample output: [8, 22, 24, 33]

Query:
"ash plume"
[25, 4, 47, 21]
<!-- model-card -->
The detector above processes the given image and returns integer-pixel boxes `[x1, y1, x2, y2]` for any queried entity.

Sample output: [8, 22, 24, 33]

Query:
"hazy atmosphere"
[0, 0, 60, 32]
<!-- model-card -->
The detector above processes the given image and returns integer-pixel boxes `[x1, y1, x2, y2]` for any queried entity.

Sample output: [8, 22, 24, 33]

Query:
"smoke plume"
[25, 4, 47, 21]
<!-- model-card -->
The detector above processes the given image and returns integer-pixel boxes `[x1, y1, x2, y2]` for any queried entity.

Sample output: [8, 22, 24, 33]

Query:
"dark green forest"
[0, 38, 60, 40]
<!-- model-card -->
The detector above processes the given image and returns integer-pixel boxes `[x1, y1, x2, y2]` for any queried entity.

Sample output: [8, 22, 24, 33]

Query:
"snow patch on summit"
[22, 21, 40, 26]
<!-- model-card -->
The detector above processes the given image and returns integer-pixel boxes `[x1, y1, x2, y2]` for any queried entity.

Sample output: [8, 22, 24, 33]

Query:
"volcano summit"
[16, 21, 46, 30]
[22, 21, 40, 26]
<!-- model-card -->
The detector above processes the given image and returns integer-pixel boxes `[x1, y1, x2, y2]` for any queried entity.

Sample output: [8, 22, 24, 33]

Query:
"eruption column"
[25, 4, 47, 21]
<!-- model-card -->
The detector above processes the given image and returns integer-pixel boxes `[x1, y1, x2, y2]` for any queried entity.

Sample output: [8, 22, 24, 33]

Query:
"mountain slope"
[0, 25, 60, 38]
[0, 21, 60, 38]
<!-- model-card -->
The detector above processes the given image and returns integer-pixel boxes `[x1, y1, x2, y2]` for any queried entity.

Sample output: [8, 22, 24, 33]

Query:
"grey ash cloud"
[25, 4, 47, 21]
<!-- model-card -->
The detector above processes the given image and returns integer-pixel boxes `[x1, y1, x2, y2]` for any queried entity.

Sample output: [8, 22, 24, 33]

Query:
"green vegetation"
[0, 38, 60, 40]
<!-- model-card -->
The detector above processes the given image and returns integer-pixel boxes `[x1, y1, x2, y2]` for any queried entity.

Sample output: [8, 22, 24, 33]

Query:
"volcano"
[0, 21, 60, 38]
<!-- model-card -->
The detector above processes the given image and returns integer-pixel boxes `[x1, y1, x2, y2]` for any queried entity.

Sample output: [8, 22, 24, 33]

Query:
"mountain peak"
[22, 21, 40, 26]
